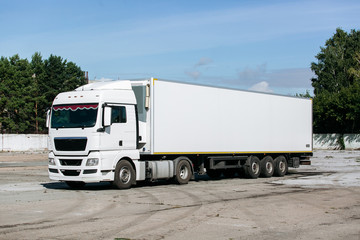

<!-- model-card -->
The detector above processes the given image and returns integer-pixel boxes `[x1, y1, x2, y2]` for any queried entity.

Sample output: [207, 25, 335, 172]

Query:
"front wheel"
[174, 159, 192, 184]
[114, 160, 135, 189]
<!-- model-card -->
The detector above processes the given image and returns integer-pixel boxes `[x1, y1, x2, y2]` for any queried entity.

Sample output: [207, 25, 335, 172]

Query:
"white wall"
[1, 134, 359, 152]
[0, 134, 48, 152]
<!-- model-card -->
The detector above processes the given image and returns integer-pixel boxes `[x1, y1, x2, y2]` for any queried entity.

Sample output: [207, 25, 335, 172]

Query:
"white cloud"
[266, 68, 315, 88]
[185, 57, 213, 80]
[249, 81, 273, 93]
[234, 65, 313, 89]
[68, 1, 359, 59]
[238, 63, 267, 83]
[185, 71, 201, 79]
[194, 57, 213, 67]
[4, 0, 356, 84]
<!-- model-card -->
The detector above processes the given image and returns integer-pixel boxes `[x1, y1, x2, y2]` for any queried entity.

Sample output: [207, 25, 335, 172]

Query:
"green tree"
[295, 90, 312, 98]
[311, 28, 360, 135]
[0, 55, 35, 133]
[38, 54, 86, 133]
[0, 53, 86, 133]
[30, 52, 46, 133]
[41, 54, 86, 110]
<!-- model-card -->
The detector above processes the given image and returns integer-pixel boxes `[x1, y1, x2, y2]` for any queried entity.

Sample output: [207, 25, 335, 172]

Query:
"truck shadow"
[41, 171, 328, 191]
[41, 182, 115, 191]
[41, 173, 235, 191]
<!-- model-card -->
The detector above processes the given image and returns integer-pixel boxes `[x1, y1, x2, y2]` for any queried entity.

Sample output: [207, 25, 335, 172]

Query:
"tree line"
[0, 53, 87, 133]
[311, 28, 360, 134]
[0, 28, 359, 134]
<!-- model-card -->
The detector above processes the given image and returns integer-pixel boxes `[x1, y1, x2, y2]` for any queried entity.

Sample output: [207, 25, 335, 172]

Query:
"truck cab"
[48, 80, 148, 188]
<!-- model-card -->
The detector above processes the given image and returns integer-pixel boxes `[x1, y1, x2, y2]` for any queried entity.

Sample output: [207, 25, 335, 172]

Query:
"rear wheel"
[274, 156, 288, 177]
[244, 156, 260, 179]
[260, 156, 274, 178]
[174, 159, 192, 184]
[114, 160, 135, 189]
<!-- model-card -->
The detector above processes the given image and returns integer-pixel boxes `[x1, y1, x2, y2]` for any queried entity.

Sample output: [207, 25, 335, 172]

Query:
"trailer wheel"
[174, 159, 192, 184]
[274, 156, 288, 177]
[65, 181, 85, 189]
[114, 160, 135, 189]
[260, 156, 274, 178]
[244, 156, 260, 179]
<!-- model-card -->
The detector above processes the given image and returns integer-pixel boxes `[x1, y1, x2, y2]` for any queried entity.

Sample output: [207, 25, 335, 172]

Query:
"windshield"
[51, 103, 98, 128]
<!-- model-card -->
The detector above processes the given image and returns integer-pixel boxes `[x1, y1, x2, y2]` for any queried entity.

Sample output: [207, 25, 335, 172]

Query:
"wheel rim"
[179, 165, 189, 180]
[266, 162, 273, 173]
[119, 167, 131, 184]
[279, 161, 285, 172]
[251, 162, 260, 175]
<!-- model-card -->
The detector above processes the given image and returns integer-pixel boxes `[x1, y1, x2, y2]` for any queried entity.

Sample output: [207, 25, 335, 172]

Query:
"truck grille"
[61, 170, 81, 176]
[48, 168, 59, 173]
[60, 159, 82, 166]
[54, 137, 87, 151]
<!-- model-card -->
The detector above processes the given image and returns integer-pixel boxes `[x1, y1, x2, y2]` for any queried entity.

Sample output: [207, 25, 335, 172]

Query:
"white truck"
[47, 78, 312, 189]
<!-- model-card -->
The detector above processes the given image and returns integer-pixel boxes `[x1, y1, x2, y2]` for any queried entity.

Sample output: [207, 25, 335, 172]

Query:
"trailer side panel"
[151, 79, 312, 154]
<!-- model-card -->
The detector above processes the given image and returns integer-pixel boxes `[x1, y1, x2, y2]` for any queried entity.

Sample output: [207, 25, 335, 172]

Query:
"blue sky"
[1, 0, 359, 95]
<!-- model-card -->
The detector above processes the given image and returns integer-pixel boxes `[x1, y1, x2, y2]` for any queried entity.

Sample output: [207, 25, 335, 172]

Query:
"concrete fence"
[1, 134, 359, 152]
[0, 134, 48, 152]
[313, 134, 360, 150]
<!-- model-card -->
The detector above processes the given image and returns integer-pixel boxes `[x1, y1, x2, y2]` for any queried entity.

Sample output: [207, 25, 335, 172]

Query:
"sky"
[1, 0, 359, 95]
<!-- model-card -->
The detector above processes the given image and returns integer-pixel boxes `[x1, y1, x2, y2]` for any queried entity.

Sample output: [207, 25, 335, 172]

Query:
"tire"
[174, 159, 192, 184]
[244, 156, 260, 179]
[274, 155, 288, 177]
[114, 160, 135, 189]
[260, 156, 274, 178]
[65, 181, 85, 189]
[207, 169, 222, 179]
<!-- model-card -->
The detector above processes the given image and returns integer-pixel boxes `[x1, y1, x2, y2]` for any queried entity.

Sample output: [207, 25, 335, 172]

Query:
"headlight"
[48, 158, 55, 165]
[86, 158, 99, 166]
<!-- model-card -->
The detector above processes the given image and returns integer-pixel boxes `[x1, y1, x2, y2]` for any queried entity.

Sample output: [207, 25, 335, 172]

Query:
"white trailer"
[48, 78, 312, 189]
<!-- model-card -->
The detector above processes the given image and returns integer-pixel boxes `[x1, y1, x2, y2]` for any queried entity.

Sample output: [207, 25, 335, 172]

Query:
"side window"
[111, 106, 127, 124]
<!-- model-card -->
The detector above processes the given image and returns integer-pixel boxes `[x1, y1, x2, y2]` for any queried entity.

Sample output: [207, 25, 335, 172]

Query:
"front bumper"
[48, 151, 114, 183]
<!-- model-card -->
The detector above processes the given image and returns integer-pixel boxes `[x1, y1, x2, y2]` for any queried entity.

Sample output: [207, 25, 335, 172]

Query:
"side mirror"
[46, 109, 51, 128]
[104, 106, 112, 127]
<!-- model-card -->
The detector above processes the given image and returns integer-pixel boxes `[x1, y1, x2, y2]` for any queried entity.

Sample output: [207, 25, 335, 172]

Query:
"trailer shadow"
[41, 173, 229, 191]
[287, 169, 335, 177]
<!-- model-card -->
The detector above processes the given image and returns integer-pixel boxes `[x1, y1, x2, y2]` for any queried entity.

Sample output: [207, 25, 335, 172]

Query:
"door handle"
[119, 140, 123, 146]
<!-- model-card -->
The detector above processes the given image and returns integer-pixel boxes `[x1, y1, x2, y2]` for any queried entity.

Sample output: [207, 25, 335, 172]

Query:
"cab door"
[102, 104, 137, 150]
